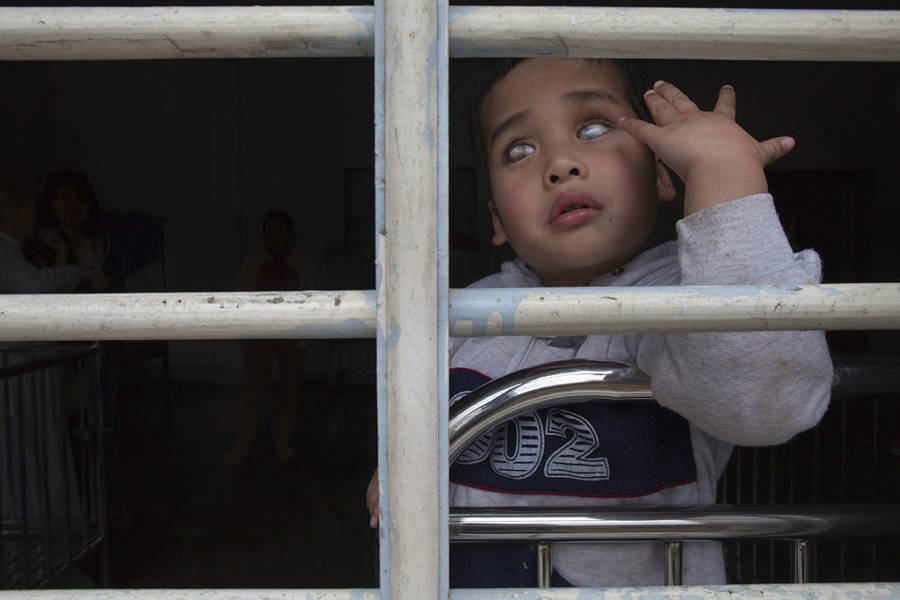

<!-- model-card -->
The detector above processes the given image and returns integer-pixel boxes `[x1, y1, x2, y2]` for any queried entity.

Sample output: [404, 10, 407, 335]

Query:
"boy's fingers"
[651, 80, 698, 112]
[642, 89, 678, 124]
[713, 85, 737, 120]
[759, 136, 796, 166]
[366, 469, 380, 528]
[616, 116, 658, 145]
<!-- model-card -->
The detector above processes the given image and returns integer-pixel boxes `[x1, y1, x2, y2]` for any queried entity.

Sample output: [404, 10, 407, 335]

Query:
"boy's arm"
[617, 82, 831, 446]
[631, 194, 832, 446]
[616, 81, 794, 215]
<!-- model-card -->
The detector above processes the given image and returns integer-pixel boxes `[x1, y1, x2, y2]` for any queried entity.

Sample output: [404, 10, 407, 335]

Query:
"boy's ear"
[488, 202, 508, 246]
[655, 157, 676, 203]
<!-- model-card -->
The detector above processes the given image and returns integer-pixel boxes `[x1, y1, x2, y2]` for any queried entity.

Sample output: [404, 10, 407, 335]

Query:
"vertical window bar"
[436, 0, 450, 595]
[377, 0, 446, 597]
[374, 0, 389, 592]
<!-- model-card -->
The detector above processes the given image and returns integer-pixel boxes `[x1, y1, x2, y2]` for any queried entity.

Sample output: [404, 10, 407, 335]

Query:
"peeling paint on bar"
[382, 0, 443, 594]
[0, 291, 376, 341]
[2, 6, 899, 61]
[450, 284, 900, 337]
[0, 6, 374, 60]
[1, 284, 898, 341]
[6, 582, 900, 599]
[449, 6, 900, 61]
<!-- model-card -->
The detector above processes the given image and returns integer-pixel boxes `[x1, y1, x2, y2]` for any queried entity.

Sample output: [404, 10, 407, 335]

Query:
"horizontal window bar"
[451, 284, 900, 337]
[0, 6, 373, 60]
[0, 290, 375, 341]
[7, 583, 900, 599]
[449, 6, 900, 61]
[1, 6, 898, 61]
[0, 283, 898, 341]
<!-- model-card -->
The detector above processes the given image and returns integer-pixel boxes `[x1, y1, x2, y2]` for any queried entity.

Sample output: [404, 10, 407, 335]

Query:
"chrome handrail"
[449, 360, 652, 463]
[449, 505, 900, 542]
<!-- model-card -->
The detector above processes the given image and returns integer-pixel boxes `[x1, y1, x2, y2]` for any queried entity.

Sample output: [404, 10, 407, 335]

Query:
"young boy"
[367, 58, 832, 587]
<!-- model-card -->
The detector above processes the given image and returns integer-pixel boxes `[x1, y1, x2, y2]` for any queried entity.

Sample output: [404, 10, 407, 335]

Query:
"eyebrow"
[563, 89, 621, 105]
[488, 109, 528, 148]
[487, 89, 621, 148]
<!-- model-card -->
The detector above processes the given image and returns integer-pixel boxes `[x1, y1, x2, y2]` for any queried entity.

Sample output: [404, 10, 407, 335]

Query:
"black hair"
[262, 210, 295, 239]
[38, 168, 101, 236]
[469, 58, 653, 195]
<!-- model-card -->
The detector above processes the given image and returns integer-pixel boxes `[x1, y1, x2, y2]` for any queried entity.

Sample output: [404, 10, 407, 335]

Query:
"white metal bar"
[450, 284, 900, 337]
[381, 0, 443, 597]
[0, 291, 375, 341]
[449, 6, 900, 61]
[374, 0, 390, 592]
[1, 284, 898, 341]
[5, 584, 900, 599]
[0, 6, 373, 60]
[2, 7, 899, 62]
[436, 0, 452, 595]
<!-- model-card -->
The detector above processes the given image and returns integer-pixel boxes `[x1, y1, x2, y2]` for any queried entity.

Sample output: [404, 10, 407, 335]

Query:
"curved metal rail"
[449, 360, 652, 463]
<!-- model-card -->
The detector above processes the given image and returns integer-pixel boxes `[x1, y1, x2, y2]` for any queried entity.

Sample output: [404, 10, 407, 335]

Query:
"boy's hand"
[616, 81, 794, 215]
[366, 469, 380, 528]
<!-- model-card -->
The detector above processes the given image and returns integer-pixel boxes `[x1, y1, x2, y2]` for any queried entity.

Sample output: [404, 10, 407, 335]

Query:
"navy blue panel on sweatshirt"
[449, 367, 697, 498]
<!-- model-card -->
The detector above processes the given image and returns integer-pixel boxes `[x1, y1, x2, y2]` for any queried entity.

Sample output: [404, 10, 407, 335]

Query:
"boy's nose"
[548, 166, 580, 185]
[545, 155, 586, 186]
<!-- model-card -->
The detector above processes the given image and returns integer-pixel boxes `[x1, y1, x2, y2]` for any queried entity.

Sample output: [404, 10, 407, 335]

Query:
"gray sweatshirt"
[448, 194, 833, 586]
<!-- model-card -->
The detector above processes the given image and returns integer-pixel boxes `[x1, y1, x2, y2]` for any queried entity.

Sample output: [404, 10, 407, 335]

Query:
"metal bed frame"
[0, 343, 106, 589]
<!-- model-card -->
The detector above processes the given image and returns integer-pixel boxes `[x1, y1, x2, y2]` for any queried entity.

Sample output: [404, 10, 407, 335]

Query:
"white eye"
[506, 141, 535, 163]
[578, 121, 610, 141]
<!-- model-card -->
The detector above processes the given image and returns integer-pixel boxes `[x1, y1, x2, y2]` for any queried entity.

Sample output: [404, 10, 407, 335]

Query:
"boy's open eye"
[506, 141, 535, 163]
[577, 121, 611, 141]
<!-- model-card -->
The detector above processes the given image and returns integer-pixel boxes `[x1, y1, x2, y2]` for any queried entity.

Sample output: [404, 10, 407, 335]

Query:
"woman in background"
[24, 169, 112, 292]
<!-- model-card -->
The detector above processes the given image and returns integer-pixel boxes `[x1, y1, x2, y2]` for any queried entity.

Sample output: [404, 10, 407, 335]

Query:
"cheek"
[609, 147, 658, 202]
[491, 166, 534, 208]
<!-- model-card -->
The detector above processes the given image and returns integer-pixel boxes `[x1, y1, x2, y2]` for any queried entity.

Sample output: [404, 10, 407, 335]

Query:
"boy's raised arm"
[616, 81, 795, 216]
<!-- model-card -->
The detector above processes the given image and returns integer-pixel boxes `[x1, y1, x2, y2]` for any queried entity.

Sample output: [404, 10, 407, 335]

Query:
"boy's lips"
[550, 191, 602, 227]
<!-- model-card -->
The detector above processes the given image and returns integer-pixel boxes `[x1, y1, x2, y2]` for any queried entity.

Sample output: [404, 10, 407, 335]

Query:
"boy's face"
[481, 58, 674, 285]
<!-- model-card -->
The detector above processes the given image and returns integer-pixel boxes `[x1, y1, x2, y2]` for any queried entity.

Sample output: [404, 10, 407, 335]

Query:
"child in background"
[227, 211, 314, 466]
[367, 58, 832, 587]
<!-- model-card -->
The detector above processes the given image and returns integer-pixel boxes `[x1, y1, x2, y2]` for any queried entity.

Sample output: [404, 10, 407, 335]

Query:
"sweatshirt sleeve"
[634, 194, 833, 446]
[0, 240, 83, 293]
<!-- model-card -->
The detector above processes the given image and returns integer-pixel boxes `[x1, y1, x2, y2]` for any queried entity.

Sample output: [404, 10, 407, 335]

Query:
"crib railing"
[447, 360, 900, 588]
[0, 343, 106, 589]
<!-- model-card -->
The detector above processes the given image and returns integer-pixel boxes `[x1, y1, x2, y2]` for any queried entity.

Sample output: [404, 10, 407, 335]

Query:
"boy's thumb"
[760, 136, 795, 166]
